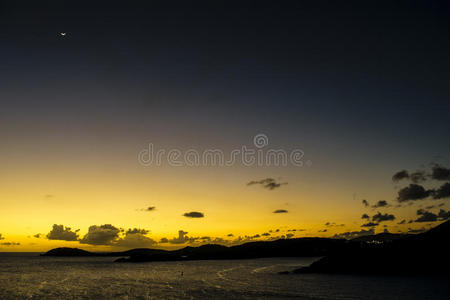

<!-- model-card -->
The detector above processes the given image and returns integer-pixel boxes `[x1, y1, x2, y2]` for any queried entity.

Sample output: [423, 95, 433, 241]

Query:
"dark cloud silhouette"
[126, 228, 149, 235]
[361, 222, 379, 227]
[397, 184, 431, 202]
[408, 227, 427, 234]
[261, 232, 270, 236]
[33, 233, 42, 238]
[361, 213, 370, 219]
[397, 220, 406, 225]
[414, 208, 450, 223]
[372, 212, 396, 223]
[168, 230, 190, 244]
[46, 224, 79, 241]
[392, 170, 409, 182]
[362, 199, 369, 207]
[415, 209, 438, 222]
[115, 231, 156, 248]
[0, 234, 3, 240]
[0, 242, 20, 246]
[227, 233, 234, 237]
[410, 171, 427, 183]
[332, 228, 374, 239]
[146, 206, 156, 211]
[372, 200, 389, 208]
[438, 209, 450, 220]
[431, 164, 450, 181]
[183, 211, 204, 218]
[247, 178, 287, 190]
[432, 182, 450, 199]
[324, 222, 345, 227]
[273, 209, 288, 213]
[79, 224, 120, 245]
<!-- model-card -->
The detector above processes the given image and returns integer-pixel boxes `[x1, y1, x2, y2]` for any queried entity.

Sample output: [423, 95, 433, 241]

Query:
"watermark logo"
[253, 133, 269, 148]
[138, 134, 311, 167]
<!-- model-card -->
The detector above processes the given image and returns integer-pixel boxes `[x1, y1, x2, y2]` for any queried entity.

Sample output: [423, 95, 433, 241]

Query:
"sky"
[0, 0, 449, 251]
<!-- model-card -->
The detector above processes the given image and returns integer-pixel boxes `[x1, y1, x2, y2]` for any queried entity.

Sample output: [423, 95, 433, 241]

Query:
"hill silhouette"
[42, 238, 345, 261]
[293, 220, 450, 275]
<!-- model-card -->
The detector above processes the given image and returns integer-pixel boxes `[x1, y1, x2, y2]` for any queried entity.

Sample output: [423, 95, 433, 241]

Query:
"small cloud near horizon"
[273, 209, 288, 213]
[247, 178, 287, 190]
[47, 224, 79, 241]
[183, 211, 204, 218]
[372, 200, 389, 208]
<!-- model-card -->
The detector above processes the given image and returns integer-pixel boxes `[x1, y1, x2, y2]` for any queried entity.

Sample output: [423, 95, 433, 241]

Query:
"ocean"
[0, 253, 448, 299]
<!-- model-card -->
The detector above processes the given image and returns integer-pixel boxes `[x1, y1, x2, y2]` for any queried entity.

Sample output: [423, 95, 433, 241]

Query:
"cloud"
[397, 184, 432, 202]
[397, 219, 406, 225]
[126, 228, 149, 235]
[115, 231, 156, 248]
[361, 213, 370, 219]
[247, 178, 287, 190]
[431, 164, 450, 181]
[432, 182, 450, 199]
[415, 209, 438, 222]
[227, 234, 234, 237]
[33, 233, 42, 238]
[438, 209, 450, 220]
[392, 170, 409, 182]
[324, 222, 345, 227]
[168, 230, 190, 244]
[372, 200, 389, 208]
[408, 227, 427, 234]
[361, 222, 379, 227]
[46, 224, 79, 241]
[332, 228, 375, 239]
[273, 209, 288, 213]
[146, 206, 156, 211]
[414, 208, 450, 223]
[0, 242, 20, 246]
[410, 171, 427, 183]
[362, 199, 369, 207]
[0, 234, 3, 240]
[79, 224, 120, 245]
[372, 212, 396, 223]
[183, 211, 204, 218]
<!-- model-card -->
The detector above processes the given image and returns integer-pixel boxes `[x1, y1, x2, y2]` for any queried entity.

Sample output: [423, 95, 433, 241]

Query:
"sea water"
[0, 253, 448, 299]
